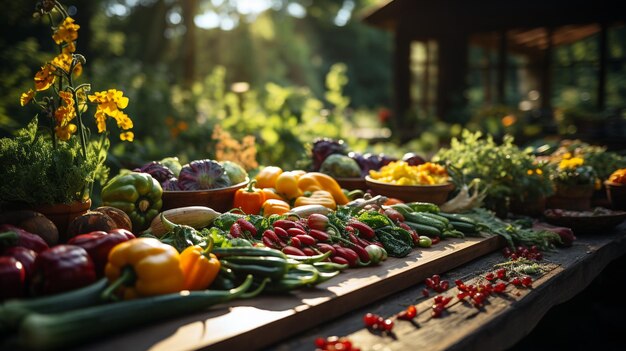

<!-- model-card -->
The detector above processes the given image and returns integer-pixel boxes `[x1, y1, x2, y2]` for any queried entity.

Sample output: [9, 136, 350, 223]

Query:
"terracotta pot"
[547, 184, 593, 211]
[605, 181, 626, 210]
[32, 198, 92, 242]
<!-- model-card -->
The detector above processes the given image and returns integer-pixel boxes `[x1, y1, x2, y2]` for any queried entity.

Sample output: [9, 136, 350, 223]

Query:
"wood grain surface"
[72, 235, 503, 351]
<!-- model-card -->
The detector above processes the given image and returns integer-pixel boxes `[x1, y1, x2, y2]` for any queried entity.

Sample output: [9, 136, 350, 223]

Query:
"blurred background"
[1, 0, 625, 171]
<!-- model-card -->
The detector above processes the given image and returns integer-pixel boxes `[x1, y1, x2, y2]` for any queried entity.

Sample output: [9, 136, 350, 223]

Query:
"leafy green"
[433, 130, 554, 211]
[0, 117, 101, 205]
[357, 210, 393, 229]
[375, 226, 413, 257]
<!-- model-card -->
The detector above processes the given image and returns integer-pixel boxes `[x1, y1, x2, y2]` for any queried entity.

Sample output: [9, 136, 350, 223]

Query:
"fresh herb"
[433, 130, 554, 211]
[464, 208, 561, 250]
[0, 118, 100, 205]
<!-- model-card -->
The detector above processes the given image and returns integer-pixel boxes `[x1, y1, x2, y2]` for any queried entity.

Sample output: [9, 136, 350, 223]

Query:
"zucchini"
[404, 221, 441, 237]
[406, 202, 440, 213]
[16, 275, 254, 351]
[438, 212, 478, 225]
[149, 206, 221, 237]
[0, 278, 108, 335]
[404, 212, 447, 232]
[449, 220, 478, 234]
[212, 246, 287, 259]
[286, 205, 332, 218]
[420, 212, 450, 225]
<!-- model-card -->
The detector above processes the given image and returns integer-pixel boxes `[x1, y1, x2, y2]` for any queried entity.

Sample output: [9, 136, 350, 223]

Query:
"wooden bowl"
[605, 181, 626, 210]
[334, 177, 367, 191]
[161, 179, 248, 212]
[365, 176, 454, 204]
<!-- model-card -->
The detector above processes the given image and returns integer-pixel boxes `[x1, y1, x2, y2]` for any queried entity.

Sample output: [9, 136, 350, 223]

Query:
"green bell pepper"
[101, 172, 163, 231]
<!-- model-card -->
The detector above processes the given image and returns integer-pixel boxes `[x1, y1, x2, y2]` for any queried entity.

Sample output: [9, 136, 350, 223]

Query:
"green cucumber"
[420, 212, 450, 225]
[406, 202, 440, 213]
[449, 220, 478, 234]
[404, 212, 447, 232]
[438, 212, 478, 225]
[404, 221, 441, 237]
[0, 278, 108, 335]
[16, 276, 254, 351]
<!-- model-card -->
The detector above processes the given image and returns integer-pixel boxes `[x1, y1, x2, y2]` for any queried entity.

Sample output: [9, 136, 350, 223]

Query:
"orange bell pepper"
[255, 166, 283, 188]
[297, 172, 349, 205]
[261, 199, 291, 217]
[294, 190, 336, 210]
[233, 179, 265, 215]
[275, 171, 305, 200]
[261, 188, 285, 201]
[180, 243, 220, 291]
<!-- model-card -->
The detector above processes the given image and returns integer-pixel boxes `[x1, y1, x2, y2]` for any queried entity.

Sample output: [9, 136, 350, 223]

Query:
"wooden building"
[363, 0, 626, 141]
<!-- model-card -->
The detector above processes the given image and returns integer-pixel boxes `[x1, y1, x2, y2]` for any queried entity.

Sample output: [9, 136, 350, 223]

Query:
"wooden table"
[21, 223, 625, 351]
[268, 223, 626, 351]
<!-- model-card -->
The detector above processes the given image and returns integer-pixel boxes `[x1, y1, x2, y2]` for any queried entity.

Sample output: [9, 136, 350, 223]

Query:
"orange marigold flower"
[34, 64, 56, 91]
[52, 17, 80, 45]
[20, 89, 35, 106]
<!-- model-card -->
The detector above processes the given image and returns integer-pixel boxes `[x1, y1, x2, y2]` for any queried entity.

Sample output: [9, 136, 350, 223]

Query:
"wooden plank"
[287, 228, 626, 351]
[78, 235, 503, 351]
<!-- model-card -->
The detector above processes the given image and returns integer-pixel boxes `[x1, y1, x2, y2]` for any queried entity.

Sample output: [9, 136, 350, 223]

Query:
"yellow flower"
[54, 91, 76, 126]
[558, 157, 584, 170]
[20, 89, 35, 106]
[34, 64, 56, 91]
[55, 123, 77, 141]
[52, 17, 80, 45]
[120, 131, 134, 142]
[88, 89, 133, 140]
[62, 41, 76, 54]
[95, 111, 107, 133]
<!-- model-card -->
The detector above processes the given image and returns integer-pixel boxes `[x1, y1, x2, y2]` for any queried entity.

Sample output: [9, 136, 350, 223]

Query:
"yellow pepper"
[104, 238, 185, 300]
[275, 170, 306, 200]
[180, 244, 220, 291]
[297, 172, 349, 205]
[294, 190, 336, 210]
[261, 199, 291, 217]
[255, 166, 283, 188]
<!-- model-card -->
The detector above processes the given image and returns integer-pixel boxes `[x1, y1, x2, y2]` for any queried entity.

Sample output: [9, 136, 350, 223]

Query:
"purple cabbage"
[349, 152, 398, 177]
[178, 159, 232, 190]
[311, 138, 347, 171]
[134, 161, 174, 184]
[162, 178, 181, 191]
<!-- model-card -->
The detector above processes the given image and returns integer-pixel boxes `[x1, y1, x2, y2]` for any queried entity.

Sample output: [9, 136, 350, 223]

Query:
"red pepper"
[235, 218, 258, 238]
[302, 247, 317, 256]
[290, 236, 302, 248]
[261, 230, 285, 249]
[348, 243, 371, 265]
[2, 246, 37, 284]
[315, 243, 336, 255]
[31, 245, 97, 296]
[0, 256, 26, 300]
[330, 256, 349, 265]
[348, 220, 375, 239]
[334, 245, 358, 267]
[66, 229, 135, 277]
[287, 228, 307, 237]
[273, 227, 290, 241]
[308, 229, 331, 242]
[282, 245, 305, 256]
[294, 234, 316, 246]
[0, 224, 49, 253]
[272, 219, 298, 231]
